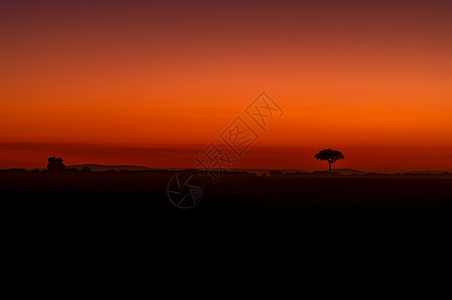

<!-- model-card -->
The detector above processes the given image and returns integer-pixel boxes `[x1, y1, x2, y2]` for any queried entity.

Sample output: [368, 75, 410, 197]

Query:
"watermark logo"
[167, 172, 204, 209]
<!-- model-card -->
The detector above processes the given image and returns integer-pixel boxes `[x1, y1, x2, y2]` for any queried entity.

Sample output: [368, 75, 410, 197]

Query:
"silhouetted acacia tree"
[47, 157, 66, 171]
[314, 149, 344, 174]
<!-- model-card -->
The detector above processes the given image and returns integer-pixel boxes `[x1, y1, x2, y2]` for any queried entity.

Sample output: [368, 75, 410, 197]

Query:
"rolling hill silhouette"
[69, 164, 154, 172]
[64, 165, 449, 175]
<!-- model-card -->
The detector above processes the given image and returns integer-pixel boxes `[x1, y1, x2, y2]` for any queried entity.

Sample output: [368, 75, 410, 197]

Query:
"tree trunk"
[328, 161, 332, 174]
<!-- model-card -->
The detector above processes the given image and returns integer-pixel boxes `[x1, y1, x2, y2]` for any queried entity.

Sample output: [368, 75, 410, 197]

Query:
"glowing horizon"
[1, 1, 451, 171]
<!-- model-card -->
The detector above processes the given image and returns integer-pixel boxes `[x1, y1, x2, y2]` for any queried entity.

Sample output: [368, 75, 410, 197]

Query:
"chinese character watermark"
[245, 91, 284, 132]
[194, 142, 235, 183]
[167, 91, 284, 209]
[220, 117, 259, 157]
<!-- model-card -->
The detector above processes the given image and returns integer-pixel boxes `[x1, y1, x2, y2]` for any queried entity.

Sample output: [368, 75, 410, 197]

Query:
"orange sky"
[1, 0, 451, 171]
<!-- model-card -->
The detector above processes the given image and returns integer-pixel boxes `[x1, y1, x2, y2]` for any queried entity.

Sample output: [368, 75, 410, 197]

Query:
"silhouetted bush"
[47, 157, 66, 171]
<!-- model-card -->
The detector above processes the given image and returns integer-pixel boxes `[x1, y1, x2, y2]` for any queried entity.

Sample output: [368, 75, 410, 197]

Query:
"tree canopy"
[47, 157, 66, 171]
[314, 149, 344, 173]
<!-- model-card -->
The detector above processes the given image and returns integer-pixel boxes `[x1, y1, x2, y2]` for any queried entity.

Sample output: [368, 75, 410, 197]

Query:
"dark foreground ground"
[2, 171, 452, 262]
[3, 171, 449, 297]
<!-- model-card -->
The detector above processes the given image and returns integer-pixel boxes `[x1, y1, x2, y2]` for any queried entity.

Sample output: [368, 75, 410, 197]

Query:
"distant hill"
[8, 165, 451, 175]
[63, 166, 374, 174]
[69, 164, 154, 171]
[333, 168, 369, 175]
[399, 170, 450, 175]
[230, 169, 306, 175]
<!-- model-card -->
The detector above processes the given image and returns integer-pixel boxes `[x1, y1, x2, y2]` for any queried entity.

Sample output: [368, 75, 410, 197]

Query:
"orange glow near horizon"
[1, 1, 452, 171]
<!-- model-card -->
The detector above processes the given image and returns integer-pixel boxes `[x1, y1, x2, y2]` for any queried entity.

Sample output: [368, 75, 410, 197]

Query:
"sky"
[1, 0, 451, 171]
